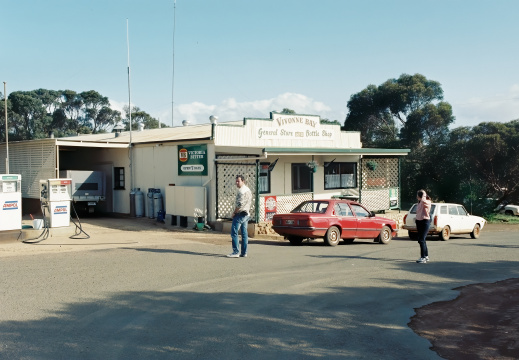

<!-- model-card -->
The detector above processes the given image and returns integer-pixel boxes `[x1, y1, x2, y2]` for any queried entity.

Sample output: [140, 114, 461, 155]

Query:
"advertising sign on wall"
[264, 195, 277, 221]
[178, 144, 208, 176]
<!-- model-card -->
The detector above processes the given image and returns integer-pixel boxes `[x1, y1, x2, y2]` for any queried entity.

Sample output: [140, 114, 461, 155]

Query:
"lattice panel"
[258, 193, 313, 222]
[360, 189, 390, 211]
[361, 158, 399, 189]
[216, 158, 257, 220]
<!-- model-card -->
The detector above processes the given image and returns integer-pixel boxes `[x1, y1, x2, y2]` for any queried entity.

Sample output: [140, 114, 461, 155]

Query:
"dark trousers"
[416, 219, 431, 258]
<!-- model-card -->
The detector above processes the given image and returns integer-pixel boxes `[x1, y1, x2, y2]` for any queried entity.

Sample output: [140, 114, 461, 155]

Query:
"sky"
[2, 0, 519, 128]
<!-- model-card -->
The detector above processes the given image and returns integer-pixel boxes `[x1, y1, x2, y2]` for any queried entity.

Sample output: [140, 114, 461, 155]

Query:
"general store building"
[1, 112, 409, 231]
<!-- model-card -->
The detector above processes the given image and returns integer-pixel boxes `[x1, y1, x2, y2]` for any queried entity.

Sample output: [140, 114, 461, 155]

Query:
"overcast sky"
[2, 0, 518, 128]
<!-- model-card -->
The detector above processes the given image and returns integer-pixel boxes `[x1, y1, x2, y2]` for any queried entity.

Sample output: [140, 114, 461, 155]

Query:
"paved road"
[1, 221, 518, 359]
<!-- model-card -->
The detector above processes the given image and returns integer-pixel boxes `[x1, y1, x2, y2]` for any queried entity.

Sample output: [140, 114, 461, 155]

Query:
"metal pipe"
[3, 81, 8, 174]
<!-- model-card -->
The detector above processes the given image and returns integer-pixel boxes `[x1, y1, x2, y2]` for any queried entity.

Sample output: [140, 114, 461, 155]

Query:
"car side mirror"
[370, 211, 375, 217]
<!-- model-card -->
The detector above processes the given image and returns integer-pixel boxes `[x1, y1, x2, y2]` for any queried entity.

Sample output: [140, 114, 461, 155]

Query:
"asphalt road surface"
[1, 220, 518, 359]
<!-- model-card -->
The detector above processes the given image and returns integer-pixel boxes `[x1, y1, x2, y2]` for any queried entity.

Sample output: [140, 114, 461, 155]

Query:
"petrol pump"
[40, 178, 72, 228]
[0, 174, 22, 231]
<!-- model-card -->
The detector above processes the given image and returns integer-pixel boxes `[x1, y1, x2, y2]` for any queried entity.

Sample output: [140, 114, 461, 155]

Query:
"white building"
[1, 112, 409, 230]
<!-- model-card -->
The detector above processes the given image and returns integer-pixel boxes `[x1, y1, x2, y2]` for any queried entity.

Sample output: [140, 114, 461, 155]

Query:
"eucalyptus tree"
[344, 73, 454, 148]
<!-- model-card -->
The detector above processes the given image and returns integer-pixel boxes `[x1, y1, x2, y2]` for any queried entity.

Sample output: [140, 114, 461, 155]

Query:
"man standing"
[227, 175, 252, 258]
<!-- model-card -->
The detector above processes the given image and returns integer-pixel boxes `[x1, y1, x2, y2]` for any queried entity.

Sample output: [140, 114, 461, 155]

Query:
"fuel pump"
[0, 174, 22, 231]
[40, 178, 72, 228]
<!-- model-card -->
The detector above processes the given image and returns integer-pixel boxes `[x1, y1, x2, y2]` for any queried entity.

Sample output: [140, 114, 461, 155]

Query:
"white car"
[403, 203, 486, 241]
[495, 204, 519, 216]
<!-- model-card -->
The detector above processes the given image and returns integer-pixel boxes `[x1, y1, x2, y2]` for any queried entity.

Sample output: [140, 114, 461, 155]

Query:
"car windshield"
[292, 201, 329, 213]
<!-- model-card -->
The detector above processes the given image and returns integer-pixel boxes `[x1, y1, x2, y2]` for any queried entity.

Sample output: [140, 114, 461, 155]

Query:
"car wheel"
[440, 226, 451, 241]
[287, 236, 304, 246]
[470, 224, 481, 239]
[377, 226, 392, 244]
[408, 231, 418, 240]
[324, 226, 341, 246]
[505, 210, 514, 216]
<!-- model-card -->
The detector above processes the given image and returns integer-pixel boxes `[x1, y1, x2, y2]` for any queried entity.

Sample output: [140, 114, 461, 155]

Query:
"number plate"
[285, 219, 294, 225]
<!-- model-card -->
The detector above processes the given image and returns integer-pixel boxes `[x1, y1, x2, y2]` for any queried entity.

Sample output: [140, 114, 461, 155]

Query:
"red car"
[272, 199, 397, 246]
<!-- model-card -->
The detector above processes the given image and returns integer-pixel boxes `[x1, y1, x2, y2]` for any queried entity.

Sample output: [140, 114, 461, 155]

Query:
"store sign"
[256, 114, 335, 141]
[178, 144, 208, 176]
[264, 196, 277, 221]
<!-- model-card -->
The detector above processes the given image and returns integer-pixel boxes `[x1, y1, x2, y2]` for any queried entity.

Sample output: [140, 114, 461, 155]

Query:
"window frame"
[324, 162, 357, 190]
[114, 167, 125, 190]
[258, 162, 271, 194]
[291, 163, 313, 193]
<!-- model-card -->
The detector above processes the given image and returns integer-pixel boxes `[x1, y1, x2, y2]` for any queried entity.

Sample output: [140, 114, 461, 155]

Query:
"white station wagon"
[403, 203, 487, 241]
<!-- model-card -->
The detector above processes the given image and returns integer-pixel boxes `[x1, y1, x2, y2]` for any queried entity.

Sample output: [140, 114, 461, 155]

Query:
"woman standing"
[415, 190, 432, 263]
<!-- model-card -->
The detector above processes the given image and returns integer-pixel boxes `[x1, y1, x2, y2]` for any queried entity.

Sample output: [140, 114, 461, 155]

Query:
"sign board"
[264, 196, 277, 221]
[178, 144, 208, 176]
[255, 113, 335, 141]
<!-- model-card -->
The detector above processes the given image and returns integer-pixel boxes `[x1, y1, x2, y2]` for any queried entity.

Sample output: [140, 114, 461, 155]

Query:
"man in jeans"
[227, 175, 252, 258]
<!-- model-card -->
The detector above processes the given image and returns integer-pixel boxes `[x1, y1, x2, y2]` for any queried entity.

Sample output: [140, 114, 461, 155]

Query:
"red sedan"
[272, 199, 397, 246]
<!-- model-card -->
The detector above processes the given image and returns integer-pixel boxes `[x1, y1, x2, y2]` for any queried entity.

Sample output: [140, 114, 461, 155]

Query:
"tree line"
[0, 89, 166, 141]
[2, 79, 518, 214]
[343, 73, 519, 213]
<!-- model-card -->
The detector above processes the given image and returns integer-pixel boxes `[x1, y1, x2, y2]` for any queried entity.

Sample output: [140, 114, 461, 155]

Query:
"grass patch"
[484, 213, 519, 224]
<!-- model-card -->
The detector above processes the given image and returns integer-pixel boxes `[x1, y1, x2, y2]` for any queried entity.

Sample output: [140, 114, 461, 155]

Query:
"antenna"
[171, 0, 176, 127]
[127, 19, 133, 191]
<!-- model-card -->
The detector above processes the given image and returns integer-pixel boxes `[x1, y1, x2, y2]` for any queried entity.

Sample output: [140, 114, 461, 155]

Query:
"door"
[350, 204, 378, 238]
[335, 202, 357, 239]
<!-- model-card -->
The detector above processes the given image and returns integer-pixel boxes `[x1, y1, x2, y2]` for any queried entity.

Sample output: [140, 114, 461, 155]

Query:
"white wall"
[132, 142, 216, 219]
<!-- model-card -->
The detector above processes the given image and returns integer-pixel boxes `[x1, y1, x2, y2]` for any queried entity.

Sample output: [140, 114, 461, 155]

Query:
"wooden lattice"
[258, 192, 313, 221]
[361, 157, 400, 211]
[216, 158, 257, 220]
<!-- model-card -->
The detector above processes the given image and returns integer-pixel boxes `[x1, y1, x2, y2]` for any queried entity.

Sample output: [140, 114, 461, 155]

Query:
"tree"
[280, 108, 296, 114]
[8, 91, 46, 140]
[344, 74, 454, 148]
[463, 121, 519, 204]
[122, 106, 166, 130]
[79, 90, 110, 133]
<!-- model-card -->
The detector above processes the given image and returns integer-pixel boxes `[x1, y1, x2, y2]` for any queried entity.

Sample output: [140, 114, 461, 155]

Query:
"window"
[259, 163, 271, 194]
[292, 163, 313, 193]
[114, 167, 125, 190]
[448, 205, 458, 215]
[457, 206, 468, 216]
[293, 201, 328, 213]
[334, 203, 353, 216]
[324, 162, 356, 189]
[351, 204, 370, 217]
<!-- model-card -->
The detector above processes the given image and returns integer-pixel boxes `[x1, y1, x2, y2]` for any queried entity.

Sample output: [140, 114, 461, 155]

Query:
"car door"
[456, 205, 472, 232]
[447, 204, 461, 233]
[350, 204, 378, 238]
[334, 202, 357, 239]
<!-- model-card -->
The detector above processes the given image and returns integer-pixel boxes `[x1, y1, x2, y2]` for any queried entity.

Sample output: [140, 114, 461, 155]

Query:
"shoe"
[240, 254, 247, 258]
[425, 256, 429, 262]
[416, 257, 427, 263]
[226, 253, 239, 258]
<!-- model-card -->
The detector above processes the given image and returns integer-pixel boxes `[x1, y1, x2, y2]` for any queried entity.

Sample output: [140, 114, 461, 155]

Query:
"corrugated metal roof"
[57, 123, 213, 145]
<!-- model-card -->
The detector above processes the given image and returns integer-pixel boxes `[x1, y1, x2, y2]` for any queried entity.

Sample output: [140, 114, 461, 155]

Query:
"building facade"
[1, 112, 409, 227]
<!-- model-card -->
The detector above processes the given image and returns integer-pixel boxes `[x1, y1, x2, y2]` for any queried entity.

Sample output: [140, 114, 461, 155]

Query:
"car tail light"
[403, 214, 407, 223]
[298, 219, 313, 227]
[434, 216, 438, 226]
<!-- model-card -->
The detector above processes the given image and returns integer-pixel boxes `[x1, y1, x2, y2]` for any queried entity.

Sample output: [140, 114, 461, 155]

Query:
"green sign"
[178, 144, 208, 176]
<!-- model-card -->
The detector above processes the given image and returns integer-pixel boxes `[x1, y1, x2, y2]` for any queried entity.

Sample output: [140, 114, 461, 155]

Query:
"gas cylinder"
[147, 188, 155, 218]
[153, 190, 163, 218]
[135, 188, 145, 217]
